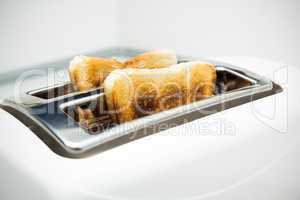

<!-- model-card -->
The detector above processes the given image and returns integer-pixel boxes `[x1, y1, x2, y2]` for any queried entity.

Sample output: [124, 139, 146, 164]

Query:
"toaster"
[0, 48, 298, 200]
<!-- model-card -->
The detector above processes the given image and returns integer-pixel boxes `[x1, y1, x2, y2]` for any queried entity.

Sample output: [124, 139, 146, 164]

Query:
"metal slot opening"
[60, 67, 256, 134]
[215, 67, 254, 94]
[61, 94, 113, 134]
[28, 82, 75, 99]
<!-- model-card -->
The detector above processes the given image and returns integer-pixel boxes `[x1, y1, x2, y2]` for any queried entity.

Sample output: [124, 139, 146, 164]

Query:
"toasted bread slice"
[103, 62, 216, 123]
[69, 56, 124, 91]
[124, 50, 177, 69]
[69, 51, 177, 91]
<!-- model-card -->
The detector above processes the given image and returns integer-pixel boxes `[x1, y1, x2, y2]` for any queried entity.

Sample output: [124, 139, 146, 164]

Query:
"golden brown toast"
[69, 50, 177, 91]
[69, 56, 124, 91]
[124, 50, 177, 69]
[103, 62, 216, 123]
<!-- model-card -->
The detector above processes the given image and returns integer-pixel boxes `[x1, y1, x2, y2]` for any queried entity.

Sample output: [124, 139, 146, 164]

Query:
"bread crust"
[103, 62, 216, 123]
[69, 50, 177, 91]
[69, 56, 124, 91]
[124, 50, 177, 69]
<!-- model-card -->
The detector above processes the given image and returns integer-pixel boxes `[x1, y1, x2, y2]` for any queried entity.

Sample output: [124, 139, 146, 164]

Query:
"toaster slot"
[59, 66, 259, 135]
[27, 82, 105, 106]
[27, 82, 75, 99]
[60, 93, 114, 134]
[215, 66, 254, 94]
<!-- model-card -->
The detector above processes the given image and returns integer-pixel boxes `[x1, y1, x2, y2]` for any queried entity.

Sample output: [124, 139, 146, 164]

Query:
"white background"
[0, 0, 118, 73]
[0, 0, 299, 74]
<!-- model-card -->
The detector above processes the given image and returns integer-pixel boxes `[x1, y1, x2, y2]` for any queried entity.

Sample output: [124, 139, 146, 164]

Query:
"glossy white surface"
[0, 58, 299, 199]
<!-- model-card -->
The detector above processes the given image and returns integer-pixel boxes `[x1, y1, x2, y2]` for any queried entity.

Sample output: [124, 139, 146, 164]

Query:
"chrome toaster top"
[0, 48, 282, 158]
